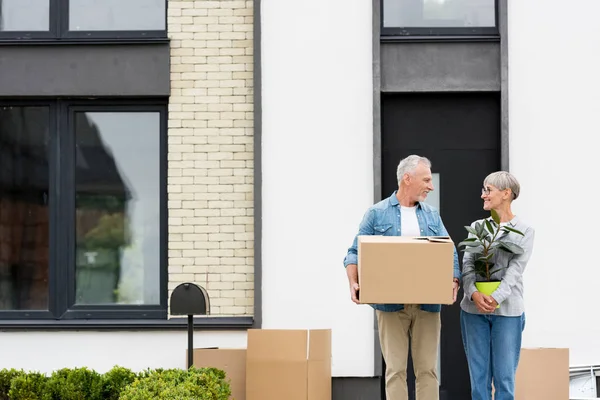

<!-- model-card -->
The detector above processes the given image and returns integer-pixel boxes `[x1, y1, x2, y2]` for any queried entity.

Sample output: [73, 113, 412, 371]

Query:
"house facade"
[1, 0, 598, 399]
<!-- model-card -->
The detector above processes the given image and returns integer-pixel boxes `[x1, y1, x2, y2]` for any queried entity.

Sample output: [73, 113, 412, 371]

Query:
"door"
[380, 92, 501, 400]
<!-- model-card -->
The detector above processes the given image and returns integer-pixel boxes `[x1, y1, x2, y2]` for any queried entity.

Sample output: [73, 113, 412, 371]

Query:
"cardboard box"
[357, 235, 454, 304]
[515, 348, 570, 400]
[246, 329, 331, 400]
[189, 348, 247, 400]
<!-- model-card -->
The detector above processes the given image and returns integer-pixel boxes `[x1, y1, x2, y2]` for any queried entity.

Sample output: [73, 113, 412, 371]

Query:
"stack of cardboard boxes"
[190, 235, 569, 399]
[191, 329, 331, 400]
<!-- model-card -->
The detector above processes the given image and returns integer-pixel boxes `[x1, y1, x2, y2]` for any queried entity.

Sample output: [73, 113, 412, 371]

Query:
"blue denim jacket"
[343, 191, 460, 313]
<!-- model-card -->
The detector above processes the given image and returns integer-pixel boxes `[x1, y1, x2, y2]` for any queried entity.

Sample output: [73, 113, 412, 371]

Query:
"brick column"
[167, 0, 254, 317]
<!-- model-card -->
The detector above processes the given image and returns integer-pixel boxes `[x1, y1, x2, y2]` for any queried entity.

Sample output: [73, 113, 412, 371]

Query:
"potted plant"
[458, 210, 525, 306]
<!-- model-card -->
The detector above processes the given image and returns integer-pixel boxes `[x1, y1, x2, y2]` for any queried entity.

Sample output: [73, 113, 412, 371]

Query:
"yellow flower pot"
[475, 281, 501, 309]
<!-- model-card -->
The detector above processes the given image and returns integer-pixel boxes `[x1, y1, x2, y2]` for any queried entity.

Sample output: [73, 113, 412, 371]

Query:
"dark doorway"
[380, 92, 501, 400]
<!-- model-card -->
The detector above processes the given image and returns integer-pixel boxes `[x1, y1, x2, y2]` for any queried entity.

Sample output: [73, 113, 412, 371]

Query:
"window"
[0, 0, 50, 32]
[0, 100, 167, 321]
[70, 0, 165, 32]
[0, 0, 166, 40]
[382, 0, 498, 37]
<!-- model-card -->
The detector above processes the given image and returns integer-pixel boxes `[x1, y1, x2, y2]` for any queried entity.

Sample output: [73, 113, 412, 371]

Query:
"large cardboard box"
[515, 348, 570, 400]
[357, 235, 454, 304]
[246, 329, 331, 400]
[189, 348, 247, 400]
[492, 348, 570, 400]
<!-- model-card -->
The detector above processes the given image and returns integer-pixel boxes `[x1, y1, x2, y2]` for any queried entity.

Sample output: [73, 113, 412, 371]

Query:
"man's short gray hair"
[396, 155, 431, 184]
[484, 171, 521, 200]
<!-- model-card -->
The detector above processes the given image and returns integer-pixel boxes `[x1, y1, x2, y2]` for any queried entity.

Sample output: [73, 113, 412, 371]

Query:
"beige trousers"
[377, 305, 441, 400]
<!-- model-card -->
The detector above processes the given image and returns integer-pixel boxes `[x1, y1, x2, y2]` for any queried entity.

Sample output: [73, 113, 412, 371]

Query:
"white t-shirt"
[400, 206, 420, 236]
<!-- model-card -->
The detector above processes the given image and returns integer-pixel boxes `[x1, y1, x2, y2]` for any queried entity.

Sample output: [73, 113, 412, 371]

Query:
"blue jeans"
[460, 310, 525, 400]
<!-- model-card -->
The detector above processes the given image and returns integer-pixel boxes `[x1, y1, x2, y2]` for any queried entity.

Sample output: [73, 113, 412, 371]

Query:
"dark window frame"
[0, 99, 168, 322]
[0, 0, 167, 42]
[380, 0, 500, 39]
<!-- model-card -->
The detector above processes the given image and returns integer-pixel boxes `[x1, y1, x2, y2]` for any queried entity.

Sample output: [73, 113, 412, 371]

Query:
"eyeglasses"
[481, 187, 491, 196]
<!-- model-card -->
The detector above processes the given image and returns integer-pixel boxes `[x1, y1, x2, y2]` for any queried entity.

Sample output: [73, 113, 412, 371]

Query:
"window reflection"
[0, 106, 50, 310]
[75, 112, 160, 305]
[69, 0, 166, 31]
[383, 0, 496, 28]
[0, 0, 49, 32]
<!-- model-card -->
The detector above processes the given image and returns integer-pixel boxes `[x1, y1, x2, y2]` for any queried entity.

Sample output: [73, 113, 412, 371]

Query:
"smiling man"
[343, 154, 460, 400]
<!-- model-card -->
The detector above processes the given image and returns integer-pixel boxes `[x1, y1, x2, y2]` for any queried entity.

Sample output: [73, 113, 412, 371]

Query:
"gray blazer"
[460, 216, 535, 317]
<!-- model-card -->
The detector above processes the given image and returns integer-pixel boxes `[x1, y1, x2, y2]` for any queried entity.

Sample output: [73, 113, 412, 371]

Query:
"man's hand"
[346, 264, 361, 304]
[452, 279, 460, 303]
[349, 281, 360, 304]
[472, 291, 496, 313]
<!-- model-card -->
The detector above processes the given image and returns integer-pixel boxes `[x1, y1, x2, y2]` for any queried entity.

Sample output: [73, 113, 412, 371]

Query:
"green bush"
[102, 366, 137, 400]
[0, 369, 22, 400]
[0, 366, 230, 400]
[118, 367, 231, 400]
[7, 372, 48, 400]
[45, 367, 104, 400]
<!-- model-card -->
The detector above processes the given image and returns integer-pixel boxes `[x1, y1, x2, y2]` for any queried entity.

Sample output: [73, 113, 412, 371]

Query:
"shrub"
[118, 367, 231, 400]
[102, 366, 138, 400]
[0, 366, 230, 400]
[0, 369, 22, 400]
[7, 372, 48, 400]
[44, 367, 104, 400]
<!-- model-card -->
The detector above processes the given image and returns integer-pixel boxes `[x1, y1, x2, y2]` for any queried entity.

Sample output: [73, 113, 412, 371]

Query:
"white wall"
[509, 0, 600, 367]
[0, 330, 246, 374]
[261, 0, 375, 377]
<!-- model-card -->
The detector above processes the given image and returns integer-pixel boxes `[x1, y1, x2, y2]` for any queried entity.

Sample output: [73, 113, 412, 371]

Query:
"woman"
[460, 171, 535, 400]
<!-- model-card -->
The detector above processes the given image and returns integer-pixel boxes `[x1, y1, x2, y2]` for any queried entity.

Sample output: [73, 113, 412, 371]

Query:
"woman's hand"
[472, 291, 496, 313]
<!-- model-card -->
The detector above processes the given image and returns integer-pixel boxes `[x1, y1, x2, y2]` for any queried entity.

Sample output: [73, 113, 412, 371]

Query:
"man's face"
[405, 163, 434, 202]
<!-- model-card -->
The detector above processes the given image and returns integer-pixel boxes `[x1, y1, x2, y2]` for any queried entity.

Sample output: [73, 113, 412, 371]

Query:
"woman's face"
[481, 184, 511, 210]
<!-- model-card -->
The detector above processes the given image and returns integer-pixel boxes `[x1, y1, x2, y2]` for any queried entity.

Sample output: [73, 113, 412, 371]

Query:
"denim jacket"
[343, 191, 460, 313]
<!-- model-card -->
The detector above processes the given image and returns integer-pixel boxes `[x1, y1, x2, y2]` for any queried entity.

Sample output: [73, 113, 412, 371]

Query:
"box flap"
[418, 236, 452, 243]
[247, 329, 308, 361]
[358, 235, 453, 244]
[308, 330, 331, 361]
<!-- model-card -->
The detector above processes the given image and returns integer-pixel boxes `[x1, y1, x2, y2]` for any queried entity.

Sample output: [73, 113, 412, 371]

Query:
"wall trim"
[500, 0, 509, 171]
[252, 0, 263, 329]
[0, 317, 254, 331]
[333, 377, 381, 400]
[372, 0, 383, 380]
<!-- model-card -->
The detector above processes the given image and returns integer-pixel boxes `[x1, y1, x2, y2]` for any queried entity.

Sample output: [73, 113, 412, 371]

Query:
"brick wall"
[167, 0, 254, 317]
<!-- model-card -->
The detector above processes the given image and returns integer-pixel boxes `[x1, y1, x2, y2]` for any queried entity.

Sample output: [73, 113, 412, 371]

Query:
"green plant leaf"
[465, 226, 478, 236]
[475, 222, 485, 237]
[489, 266, 508, 275]
[491, 209, 500, 224]
[485, 219, 495, 235]
[476, 255, 493, 262]
[502, 226, 525, 236]
[458, 240, 482, 248]
[462, 237, 478, 242]
[496, 241, 525, 255]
